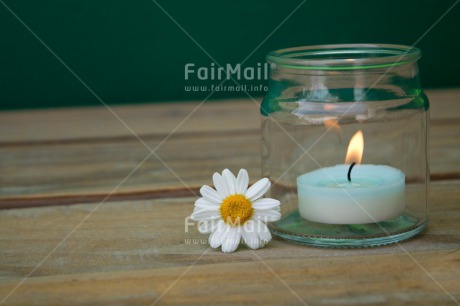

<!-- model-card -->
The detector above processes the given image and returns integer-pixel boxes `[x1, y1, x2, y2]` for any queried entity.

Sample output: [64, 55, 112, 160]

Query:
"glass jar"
[261, 44, 429, 248]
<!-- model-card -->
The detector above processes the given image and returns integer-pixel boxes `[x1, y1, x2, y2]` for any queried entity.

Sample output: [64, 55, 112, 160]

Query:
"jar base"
[269, 210, 427, 248]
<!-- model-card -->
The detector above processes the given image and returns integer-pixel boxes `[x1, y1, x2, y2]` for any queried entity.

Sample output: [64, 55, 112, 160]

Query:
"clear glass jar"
[261, 44, 429, 247]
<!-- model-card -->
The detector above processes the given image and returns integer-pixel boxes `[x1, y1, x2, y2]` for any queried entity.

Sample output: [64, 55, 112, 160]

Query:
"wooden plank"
[0, 181, 459, 305]
[428, 88, 460, 121]
[0, 99, 261, 144]
[0, 250, 459, 305]
[0, 89, 458, 144]
[0, 89, 458, 305]
[0, 131, 260, 206]
[0, 181, 458, 280]
[0, 88, 459, 207]
[1, 121, 459, 206]
[430, 120, 460, 180]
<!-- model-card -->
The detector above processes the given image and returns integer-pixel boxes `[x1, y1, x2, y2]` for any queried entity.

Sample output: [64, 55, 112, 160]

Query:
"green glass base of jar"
[269, 211, 427, 248]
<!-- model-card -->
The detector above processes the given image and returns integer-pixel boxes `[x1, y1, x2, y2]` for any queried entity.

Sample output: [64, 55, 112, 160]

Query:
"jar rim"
[266, 44, 421, 70]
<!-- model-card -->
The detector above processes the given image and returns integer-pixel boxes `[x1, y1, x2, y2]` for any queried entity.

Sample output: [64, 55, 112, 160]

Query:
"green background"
[1, 0, 459, 110]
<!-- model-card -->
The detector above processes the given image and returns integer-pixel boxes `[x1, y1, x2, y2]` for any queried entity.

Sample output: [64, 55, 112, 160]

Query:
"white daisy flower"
[190, 169, 281, 253]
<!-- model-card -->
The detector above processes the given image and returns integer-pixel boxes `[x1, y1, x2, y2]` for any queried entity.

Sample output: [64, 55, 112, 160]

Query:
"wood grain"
[0, 88, 457, 143]
[0, 181, 459, 305]
[0, 89, 460, 305]
[0, 250, 459, 306]
[0, 131, 260, 206]
[428, 88, 460, 121]
[1, 89, 460, 207]
[0, 99, 261, 144]
[1, 123, 459, 207]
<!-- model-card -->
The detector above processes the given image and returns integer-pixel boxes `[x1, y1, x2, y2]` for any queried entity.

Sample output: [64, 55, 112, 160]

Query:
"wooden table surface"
[0, 89, 459, 305]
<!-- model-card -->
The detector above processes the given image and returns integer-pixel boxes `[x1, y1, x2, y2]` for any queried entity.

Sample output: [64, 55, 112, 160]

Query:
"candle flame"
[345, 130, 364, 165]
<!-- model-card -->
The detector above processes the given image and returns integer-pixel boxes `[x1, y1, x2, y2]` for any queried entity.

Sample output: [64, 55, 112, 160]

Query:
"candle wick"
[347, 162, 356, 182]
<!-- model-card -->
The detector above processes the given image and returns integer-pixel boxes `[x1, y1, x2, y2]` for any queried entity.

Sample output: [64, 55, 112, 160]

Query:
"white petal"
[253, 209, 281, 222]
[194, 198, 219, 210]
[271, 205, 281, 212]
[213, 173, 230, 198]
[222, 169, 237, 195]
[198, 220, 220, 234]
[252, 198, 280, 210]
[209, 223, 229, 248]
[256, 220, 272, 246]
[236, 169, 249, 194]
[241, 224, 261, 250]
[191, 210, 221, 221]
[200, 185, 223, 203]
[221, 227, 241, 253]
[245, 178, 271, 201]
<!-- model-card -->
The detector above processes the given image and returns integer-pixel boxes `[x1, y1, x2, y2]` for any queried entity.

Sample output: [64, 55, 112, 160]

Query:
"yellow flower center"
[220, 194, 253, 225]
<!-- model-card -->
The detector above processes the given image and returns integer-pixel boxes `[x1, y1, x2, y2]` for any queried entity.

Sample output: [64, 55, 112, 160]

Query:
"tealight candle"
[297, 131, 406, 224]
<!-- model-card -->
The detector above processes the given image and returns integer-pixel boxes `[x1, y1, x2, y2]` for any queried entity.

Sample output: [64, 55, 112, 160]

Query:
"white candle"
[297, 164, 405, 224]
[297, 130, 406, 224]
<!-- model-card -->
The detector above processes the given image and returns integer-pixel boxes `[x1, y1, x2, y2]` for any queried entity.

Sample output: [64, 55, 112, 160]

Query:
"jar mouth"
[267, 44, 421, 70]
